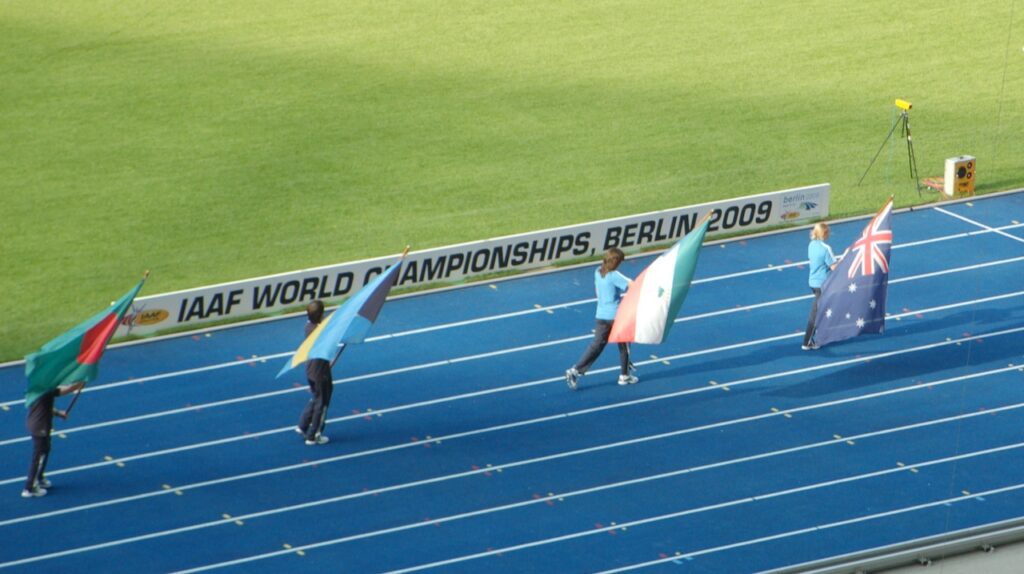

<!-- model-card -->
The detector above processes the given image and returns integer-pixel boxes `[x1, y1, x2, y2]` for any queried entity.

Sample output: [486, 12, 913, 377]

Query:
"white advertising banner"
[116, 183, 830, 336]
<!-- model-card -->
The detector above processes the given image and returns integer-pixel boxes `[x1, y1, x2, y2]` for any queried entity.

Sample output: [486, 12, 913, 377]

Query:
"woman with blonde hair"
[565, 248, 637, 389]
[803, 222, 840, 350]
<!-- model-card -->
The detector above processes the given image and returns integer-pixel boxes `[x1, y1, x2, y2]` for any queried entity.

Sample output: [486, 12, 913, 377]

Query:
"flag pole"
[62, 382, 87, 418]
[62, 270, 148, 419]
[327, 250, 407, 370]
[330, 344, 346, 368]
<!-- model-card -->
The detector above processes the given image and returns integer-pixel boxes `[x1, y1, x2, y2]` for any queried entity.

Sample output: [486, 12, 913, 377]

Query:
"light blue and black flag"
[277, 249, 407, 377]
[813, 197, 894, 347]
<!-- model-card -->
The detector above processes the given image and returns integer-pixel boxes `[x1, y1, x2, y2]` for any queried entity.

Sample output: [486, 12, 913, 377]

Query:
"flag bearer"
[23, 381, 84, 498]
[565, 248, 637, 390]
[802, 222, 841, 350]
[297, 301, 333, 445]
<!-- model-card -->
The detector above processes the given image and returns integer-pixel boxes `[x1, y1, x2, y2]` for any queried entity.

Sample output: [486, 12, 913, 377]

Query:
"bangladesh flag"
[24, 278, 146, 407]
[609, 217, 710, 344]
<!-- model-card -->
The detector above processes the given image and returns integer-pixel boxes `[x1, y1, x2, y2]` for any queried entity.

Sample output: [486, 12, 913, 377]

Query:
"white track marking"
[1, 290, 1021, 483]
[2, 324, 1021, 527]
[2, 376, 1024, 564]
[2, 265, 1021, 445]
[158, 438, 1024, 574]
[3, 220, 1023, 410]
[0, 286, 1020, 478]
[596, 485, 1024, 573]
[934, 206, 1024, 244]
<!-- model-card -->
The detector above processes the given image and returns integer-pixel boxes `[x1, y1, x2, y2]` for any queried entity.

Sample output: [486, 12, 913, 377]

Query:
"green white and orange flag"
[609, 215, 711, 345]
[24, 275, 147, 407]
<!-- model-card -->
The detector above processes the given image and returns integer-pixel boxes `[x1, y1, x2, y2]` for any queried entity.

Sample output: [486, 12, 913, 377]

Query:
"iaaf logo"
[119, 303, 170, 334]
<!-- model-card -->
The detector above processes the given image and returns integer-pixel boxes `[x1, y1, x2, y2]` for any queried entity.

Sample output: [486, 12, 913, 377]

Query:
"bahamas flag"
[609, 217, 710, 344]
[277, 253, 406, 377]
[25, 276, 147, 407]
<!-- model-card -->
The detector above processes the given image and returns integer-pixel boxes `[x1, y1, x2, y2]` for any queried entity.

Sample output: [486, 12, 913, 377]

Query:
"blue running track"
[2, 191, 1024, 573]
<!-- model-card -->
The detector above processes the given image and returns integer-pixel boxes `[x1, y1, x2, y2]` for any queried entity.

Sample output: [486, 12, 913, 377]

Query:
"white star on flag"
[856, 318, 865, 328]
[845, 313, 851, 320]
[826, 309, 833, 318]
[869, 299, 876, 309]
[848, 283, 857, 293]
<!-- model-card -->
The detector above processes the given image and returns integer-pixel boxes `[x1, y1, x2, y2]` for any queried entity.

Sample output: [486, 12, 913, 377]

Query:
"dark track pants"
[25, 434, 51, 490]
[574, 319, 630, 376]
[803, 287, 822, 346]
[299, 378, 334, 440]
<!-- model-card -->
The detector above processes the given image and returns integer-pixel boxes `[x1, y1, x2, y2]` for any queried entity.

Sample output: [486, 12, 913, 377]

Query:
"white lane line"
[1, 289, 1020, 484]
[160, 438, 1024, 574]
[889, 255, 1024, 285]
[0, 285, 1020, 478]
[3, 219, 1022, 410]
[0, 335, 588, 448]
[2, 253, 1022, 447]
[387, 444, 1024, 574]
[0, 333, 785, 470]
[897, 222, 1024, 249]
[934, 206, 1024, 245]
[0, 200, 1015, 376]
[5, 377, 1022, 569]
[3, 322, 1021, 527]
[595, 484, 1024, 573]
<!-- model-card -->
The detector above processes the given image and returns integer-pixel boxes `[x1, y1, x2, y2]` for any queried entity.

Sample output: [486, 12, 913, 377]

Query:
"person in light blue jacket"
[803, 223, 841, 350]
[565, 248, 636, 390]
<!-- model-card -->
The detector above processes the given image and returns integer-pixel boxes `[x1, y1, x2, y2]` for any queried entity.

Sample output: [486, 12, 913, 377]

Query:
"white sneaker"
[21, 487, 47, 498]
[294, 427, 304, 435]
[618, 374, 639, 386]
[305, 435, 329, 446]
[565, 368, 580, 391]
[37, 478, 51, 489]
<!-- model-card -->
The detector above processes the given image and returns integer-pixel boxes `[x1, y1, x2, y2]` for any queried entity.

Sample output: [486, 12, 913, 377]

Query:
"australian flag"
[813, 197, 894, 347]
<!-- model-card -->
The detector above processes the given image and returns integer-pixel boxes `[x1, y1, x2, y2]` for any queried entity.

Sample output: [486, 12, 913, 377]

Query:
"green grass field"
[2, 1, 1022, 361]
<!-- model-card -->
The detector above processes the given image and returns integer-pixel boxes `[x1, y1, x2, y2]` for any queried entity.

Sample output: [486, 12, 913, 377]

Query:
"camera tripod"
[857, 109, 922, 196]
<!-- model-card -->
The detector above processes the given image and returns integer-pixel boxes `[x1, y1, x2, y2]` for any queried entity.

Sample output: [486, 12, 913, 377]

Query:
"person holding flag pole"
[295, 300, 334, 445]
[599, 210, 712, 377]
[280, 247, 409, 445]
[22, 381, 85, 498]
[565, 248, 636, 390]
[802, 223, 842, 350]
[21, 272, 149, 498]
[808, 197, 894, 348]
[566, 211, 714, 390]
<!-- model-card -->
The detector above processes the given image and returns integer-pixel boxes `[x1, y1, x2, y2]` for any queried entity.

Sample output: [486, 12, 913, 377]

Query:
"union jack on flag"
[847, 201, 893, 279]
[812, 197, 894, 347]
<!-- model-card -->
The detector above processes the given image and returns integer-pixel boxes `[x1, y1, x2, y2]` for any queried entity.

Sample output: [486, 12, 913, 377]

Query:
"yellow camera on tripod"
[858, 98, 921, 195]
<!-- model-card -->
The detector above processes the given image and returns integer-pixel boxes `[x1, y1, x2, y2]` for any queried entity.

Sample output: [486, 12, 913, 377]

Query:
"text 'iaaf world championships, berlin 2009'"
[117, 183, 830, 337]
